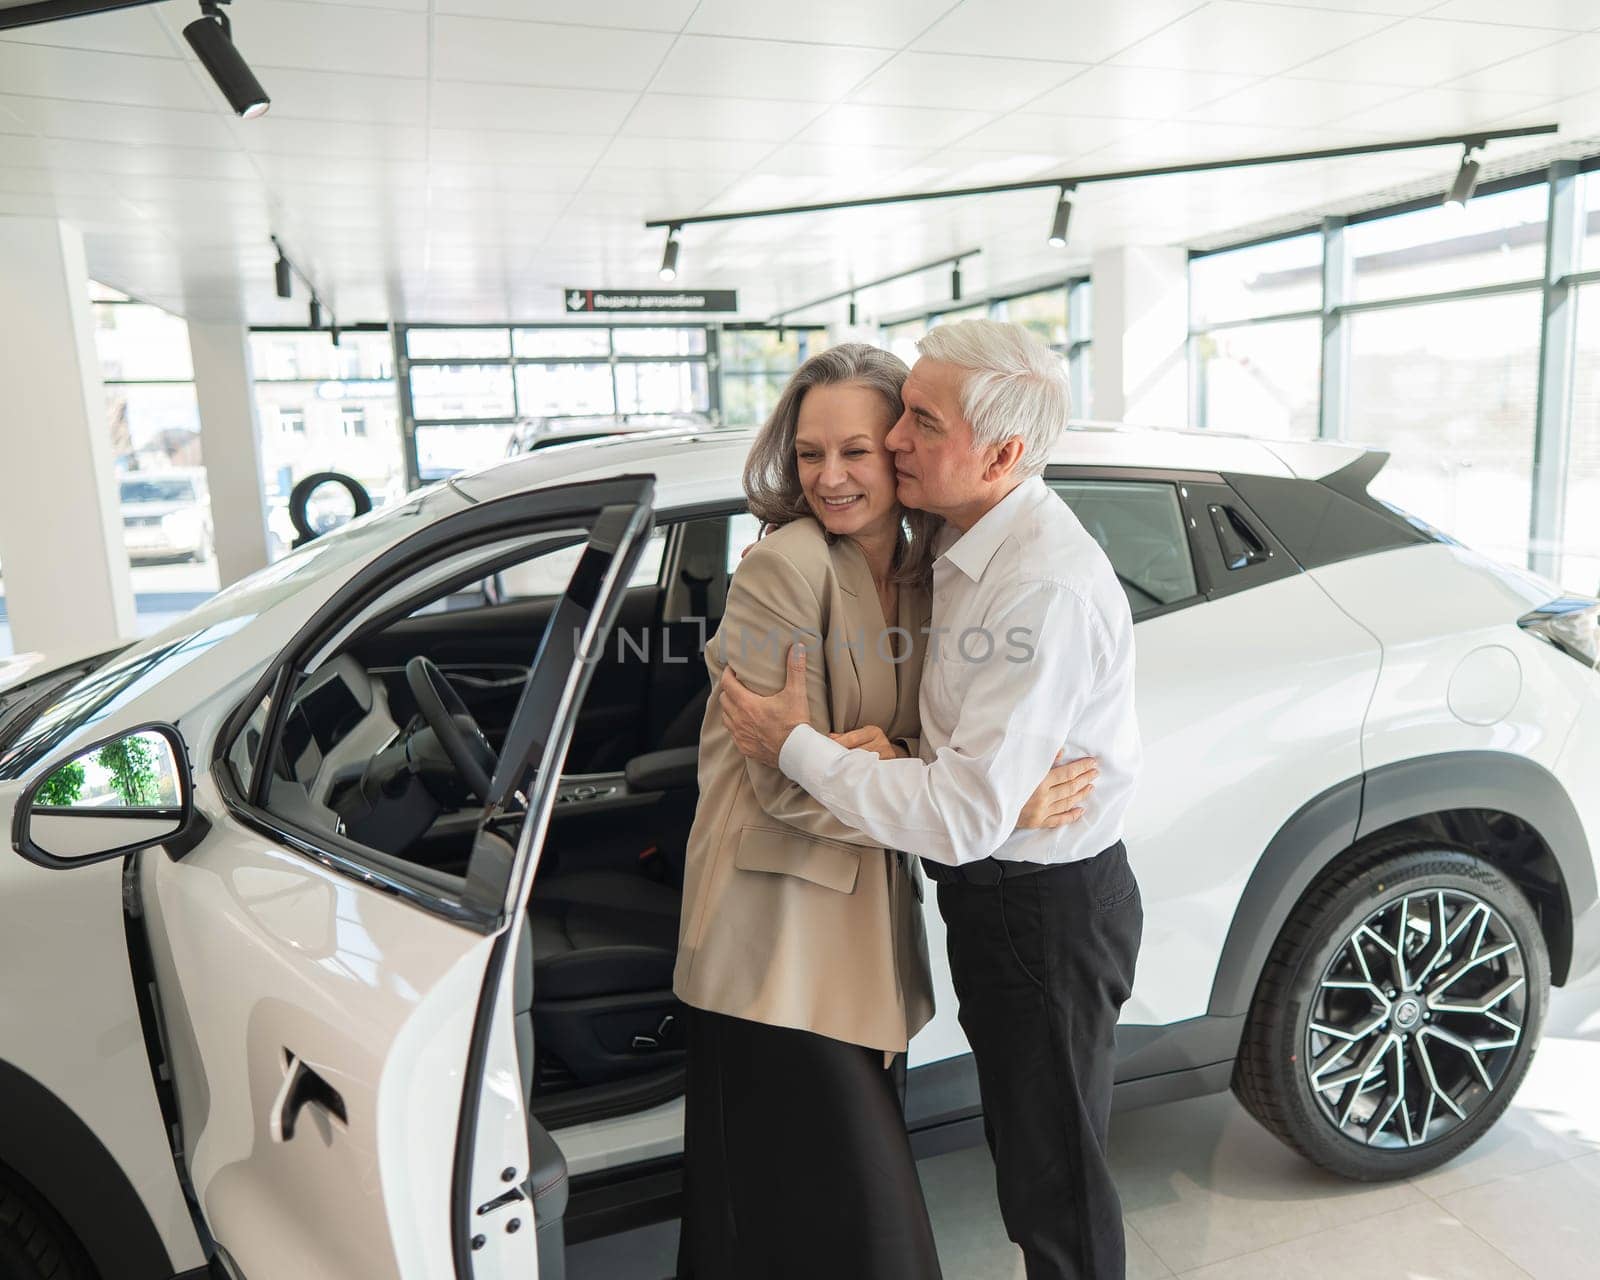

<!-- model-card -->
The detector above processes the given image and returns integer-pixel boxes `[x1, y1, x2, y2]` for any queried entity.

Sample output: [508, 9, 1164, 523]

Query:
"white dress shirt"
[778, 475, 1141, 866]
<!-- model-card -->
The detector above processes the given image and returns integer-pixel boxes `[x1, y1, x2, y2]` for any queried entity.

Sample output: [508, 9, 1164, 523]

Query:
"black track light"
[848, 296, 858, 325]
[1445, 145, 1482, 210]
[1048, 186, 1073, 247]
[309, 298, 322, 329]
[330, 325, 341, 347]
[274, 252, 292, 299]
[951, 263, 962, 302]
[659, 225, 681, 282]
[184, 1, 270, 120]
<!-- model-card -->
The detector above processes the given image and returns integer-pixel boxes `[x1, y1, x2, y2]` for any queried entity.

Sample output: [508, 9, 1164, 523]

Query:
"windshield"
[121, 477, 197, 504]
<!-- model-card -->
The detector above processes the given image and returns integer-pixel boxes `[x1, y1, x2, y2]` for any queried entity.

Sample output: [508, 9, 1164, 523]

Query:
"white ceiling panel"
[601, 134, 778, 172]
[686, 0, 957, 49]
[959, 113, 1144, 157]
[914, 0, 1206, 65]
[226, 0, 429, 78]
[425, 161, 592, 193]
[44, 138, 258, 180]
[619, 93, 825, 142]
[1336, 86, 1563, 134]
[1028, 65, 1257, 119]
[1190, 77, 1411, 127]
[428, 127, 609, 167]
[432, 16, 672, 90]
[753, 141, 933, 179]
[0, 44, 212, 110]
[242, 118, 428, 161]
[851, 51, 1086, 111]
[1109, 3, 1393, 75]
[429, 82, 636, 134]
[1247, 0, 1449, 12]
[793, 102, 996, 150]
[1445, 34, 1600, 97]
[434, 0, 694, 29]
[1427, 0, 1600, 30]
[0, 4, 175, 58]
[650, 35, 889, 101]
[260, 69, 430, 127]
[1291, 17, 1568, 86]
[0, 96, 235, 149]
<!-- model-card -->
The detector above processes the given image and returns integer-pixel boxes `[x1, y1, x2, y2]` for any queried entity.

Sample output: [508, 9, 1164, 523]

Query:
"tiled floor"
[569, 972, 1600, 1279]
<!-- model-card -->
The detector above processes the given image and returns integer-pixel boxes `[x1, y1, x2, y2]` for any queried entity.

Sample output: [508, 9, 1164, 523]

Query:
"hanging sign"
[564, 288, 738, 313]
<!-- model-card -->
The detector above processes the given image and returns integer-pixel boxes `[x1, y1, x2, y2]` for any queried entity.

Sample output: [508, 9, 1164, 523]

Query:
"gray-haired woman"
[672, 343, 1094, 1279]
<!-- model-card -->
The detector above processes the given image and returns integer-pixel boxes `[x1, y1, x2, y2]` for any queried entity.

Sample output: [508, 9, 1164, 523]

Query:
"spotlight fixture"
[1048, 186, 1073, 247]
[184, 0, 270, 120]
[659, 224, 681, 282]
[848, 296, 858, 326]
[950, 263, 962, 302]
[1445, 144, 1482, 210]
[274, 251, 292, 299]
[309, 298, 322, 329]
[330, 325, 342, 347]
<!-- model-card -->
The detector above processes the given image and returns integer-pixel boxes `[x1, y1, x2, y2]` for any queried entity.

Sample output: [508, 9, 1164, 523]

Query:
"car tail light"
[1519, 598, 1600, 669]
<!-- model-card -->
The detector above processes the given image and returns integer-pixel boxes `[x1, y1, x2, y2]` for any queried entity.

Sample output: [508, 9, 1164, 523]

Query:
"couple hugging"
[673, 320, 1143, 1280]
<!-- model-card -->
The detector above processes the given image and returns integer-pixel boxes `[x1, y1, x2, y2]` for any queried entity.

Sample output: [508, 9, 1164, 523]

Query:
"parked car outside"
[118, 469, 213, 564]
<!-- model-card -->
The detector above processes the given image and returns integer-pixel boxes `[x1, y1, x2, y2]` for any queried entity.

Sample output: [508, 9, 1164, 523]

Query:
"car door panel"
[126, 479, 656, 1279]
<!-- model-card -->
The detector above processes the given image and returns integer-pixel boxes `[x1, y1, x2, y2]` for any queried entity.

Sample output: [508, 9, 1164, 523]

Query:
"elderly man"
[719, 320, 1143, 1280]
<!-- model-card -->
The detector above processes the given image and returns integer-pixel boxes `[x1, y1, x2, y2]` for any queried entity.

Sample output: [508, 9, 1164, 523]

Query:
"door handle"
[269, 1052, 348, 1143]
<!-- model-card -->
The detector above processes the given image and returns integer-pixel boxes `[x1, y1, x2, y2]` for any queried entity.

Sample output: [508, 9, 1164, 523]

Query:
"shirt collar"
[936, 475, 1048, 582]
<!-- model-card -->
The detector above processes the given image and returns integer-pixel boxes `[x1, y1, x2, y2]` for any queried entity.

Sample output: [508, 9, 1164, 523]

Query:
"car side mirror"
[13, 725, 198, 869]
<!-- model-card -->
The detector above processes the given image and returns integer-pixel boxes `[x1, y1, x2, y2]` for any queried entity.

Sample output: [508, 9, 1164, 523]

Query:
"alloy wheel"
[1304, 888, 1528, 1149]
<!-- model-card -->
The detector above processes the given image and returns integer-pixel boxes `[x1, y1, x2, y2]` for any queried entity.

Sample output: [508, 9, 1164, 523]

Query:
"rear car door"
[10, 477, 655, 1280]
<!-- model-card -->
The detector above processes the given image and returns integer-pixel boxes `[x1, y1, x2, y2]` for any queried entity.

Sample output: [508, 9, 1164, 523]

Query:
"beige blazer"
[672, 517, 935, 1054]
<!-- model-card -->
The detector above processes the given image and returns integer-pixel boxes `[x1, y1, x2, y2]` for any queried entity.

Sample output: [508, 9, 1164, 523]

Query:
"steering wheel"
[405, 657, 498, 802]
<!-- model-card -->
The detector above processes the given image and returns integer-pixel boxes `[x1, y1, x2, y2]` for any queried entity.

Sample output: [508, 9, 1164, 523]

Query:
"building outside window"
[720, 328, 805, 426]
[249, 329, 405, 560]
[90, 283, 220, 632]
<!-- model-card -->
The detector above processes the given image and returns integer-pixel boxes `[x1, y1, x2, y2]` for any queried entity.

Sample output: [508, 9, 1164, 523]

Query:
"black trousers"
[676, 1007, 943, 1280]
[935, 843, 1143, 1280]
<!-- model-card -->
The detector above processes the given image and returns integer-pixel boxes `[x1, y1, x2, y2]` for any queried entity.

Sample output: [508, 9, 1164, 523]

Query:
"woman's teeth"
[822, 496, 862, 509]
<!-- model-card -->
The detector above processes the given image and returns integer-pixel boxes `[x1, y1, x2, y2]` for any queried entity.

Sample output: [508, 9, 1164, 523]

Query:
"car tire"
[0, 1166, 96, 1280]
[1233, 840, 1549, 1180]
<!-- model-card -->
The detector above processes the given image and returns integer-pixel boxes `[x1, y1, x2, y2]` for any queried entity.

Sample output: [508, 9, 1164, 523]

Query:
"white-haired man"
[719, 319, 1143, 1279]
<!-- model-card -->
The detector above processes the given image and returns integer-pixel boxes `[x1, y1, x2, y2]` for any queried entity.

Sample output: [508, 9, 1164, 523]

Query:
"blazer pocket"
[735, 825, 861, 895]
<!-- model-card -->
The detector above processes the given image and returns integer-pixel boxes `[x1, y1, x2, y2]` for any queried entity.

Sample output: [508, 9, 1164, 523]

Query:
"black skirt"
[676, 1007, 943, 1280]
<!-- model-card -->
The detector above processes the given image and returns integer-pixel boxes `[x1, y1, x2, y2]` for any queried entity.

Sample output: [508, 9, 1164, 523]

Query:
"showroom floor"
[570, 971, 1600, 1279]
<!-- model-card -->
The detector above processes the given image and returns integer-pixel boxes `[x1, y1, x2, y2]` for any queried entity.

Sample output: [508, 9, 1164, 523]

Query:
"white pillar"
[0, 217, 136, 653]
[1090, 246, 1189, 427]
[187, 320, 270, 585]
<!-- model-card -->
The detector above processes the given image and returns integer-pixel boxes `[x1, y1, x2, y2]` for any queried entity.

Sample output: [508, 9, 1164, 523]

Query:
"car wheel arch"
[1208, 751, 1592, 1026]
[0, 1058, 176, 1280]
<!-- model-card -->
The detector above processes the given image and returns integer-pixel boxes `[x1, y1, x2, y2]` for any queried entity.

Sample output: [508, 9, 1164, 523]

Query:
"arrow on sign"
[567, 290, 586, 310]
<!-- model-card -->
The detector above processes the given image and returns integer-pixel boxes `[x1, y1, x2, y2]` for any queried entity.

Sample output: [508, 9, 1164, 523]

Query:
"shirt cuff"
[777, 722, 845, 789]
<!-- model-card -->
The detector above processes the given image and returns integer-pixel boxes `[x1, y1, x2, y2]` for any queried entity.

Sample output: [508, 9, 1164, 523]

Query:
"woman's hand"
[829, 725, 907, 761]
[1018, 753, 1099, 829]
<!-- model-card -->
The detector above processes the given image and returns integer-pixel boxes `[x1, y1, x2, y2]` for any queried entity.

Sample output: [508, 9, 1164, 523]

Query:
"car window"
[1048, 480, 1200, 618]
[495, 528, 666, 602]
[725, 511, 761, 575]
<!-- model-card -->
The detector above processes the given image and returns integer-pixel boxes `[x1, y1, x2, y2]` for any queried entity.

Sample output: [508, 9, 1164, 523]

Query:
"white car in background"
[1, 425, 1598, 1280]
[119, 469, 213, 564]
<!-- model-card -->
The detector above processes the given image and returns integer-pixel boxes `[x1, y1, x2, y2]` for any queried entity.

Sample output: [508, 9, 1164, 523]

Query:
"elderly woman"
[672, 343, 1094, 1279]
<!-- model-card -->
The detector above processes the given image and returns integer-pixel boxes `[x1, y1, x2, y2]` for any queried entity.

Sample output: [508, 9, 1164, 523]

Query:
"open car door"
[9, 477, 655, 1280]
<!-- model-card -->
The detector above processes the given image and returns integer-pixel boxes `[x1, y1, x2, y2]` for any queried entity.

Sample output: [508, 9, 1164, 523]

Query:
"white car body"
[1, 422, 1597, 1280]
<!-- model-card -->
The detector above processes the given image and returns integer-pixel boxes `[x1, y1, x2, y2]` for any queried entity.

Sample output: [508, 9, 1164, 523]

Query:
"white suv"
[1, 424, 1597, 1280]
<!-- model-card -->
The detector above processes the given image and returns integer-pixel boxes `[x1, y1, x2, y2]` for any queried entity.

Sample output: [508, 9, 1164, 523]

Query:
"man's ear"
[984, 437, 1026, 482]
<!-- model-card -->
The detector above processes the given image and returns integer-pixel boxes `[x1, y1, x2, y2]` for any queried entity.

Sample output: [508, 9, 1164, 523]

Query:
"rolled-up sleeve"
[777, 579, 1105, 865]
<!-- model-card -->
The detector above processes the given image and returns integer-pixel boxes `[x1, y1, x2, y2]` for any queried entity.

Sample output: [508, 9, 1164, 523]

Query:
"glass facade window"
[416, 423, 521, 482]
[405, 328, 511, 359]
[250, 330, 406, 561]
[995, 288, 1070, 348]
[883, 319, 927, 366]
[409, 363, 516, 421]
[91, 290, 219, 629]
[1559, 284, 1600, 594]
[931, 306, 988, 327]
[1194, 319, 1321, 439]
[513, 363, 616, 417]
[1191, 233, 1322, 327]
[1346, 185, 1548, 304]
[612, 327, 707, 356]
[1348, 291, 1542, 567]
[513, 328, 610, 358]
[615, 361, 710, 415]
[720, 328, 802, 427]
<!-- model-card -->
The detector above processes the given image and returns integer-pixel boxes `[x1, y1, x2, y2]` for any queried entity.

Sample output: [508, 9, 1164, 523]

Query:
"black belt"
[921, 842, 1122, 886]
